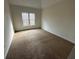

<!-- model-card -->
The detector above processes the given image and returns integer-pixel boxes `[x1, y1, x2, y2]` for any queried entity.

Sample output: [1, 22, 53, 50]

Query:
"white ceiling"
[8, 0, 63, 9]
[41, 0, 63, 8]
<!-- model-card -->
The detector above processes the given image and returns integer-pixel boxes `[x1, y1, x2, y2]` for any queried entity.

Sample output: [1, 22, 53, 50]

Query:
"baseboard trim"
[15, 27, 41, 33]
[42, 29, 75, 44]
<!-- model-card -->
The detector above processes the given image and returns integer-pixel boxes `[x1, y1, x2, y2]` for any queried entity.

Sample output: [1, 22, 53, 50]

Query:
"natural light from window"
[29, 13, 35, 25]
[22, 12, 35, 26]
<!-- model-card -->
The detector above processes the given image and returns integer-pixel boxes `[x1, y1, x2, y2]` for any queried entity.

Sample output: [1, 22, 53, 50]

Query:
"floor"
[6, 29, 74, 59]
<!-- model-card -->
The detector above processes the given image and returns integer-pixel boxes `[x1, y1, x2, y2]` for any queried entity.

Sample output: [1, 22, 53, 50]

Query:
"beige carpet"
[6, 29, 74, 59]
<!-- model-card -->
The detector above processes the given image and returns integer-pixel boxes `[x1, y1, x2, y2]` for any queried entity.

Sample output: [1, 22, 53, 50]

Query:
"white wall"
[42, 0, 75, 43]
[10, 5, 41, 31]
[4, 0, 14, 58]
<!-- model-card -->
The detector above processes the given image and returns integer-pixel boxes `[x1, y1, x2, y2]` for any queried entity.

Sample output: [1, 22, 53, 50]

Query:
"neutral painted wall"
[10, 5, 41, 31]
[4, 0, 14, 58]
[42, 0, 75, 43]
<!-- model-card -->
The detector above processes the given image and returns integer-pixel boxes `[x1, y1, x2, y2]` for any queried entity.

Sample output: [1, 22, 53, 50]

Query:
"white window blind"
[29, 13, 35, 25]
[22, 12, 29, 26]
[22, 12, 35, 26]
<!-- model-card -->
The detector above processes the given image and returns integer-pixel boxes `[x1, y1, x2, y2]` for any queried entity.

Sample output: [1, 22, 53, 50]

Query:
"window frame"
[22, 12, 35, 26]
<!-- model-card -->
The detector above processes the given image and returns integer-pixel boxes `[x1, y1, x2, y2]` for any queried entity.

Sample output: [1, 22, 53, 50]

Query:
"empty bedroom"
[4, 0, 75, 59]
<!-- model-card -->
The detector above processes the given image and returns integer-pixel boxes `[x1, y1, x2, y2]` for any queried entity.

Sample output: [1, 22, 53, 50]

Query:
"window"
[22, 12, 29, 26]
[29, 13, 35, 25]
[22, 12, 35, 26]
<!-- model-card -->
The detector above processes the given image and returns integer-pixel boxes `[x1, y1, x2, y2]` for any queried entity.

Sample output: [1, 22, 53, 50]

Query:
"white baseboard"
[43, 29, 75, 44]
